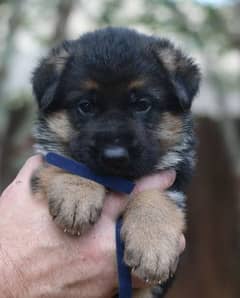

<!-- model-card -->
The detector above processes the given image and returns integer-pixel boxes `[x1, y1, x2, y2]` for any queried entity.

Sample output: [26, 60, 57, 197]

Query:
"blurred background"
[0, 0, 239, 297]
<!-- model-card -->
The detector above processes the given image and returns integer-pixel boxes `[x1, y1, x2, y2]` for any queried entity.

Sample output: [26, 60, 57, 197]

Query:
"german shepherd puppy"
[31, 27, 200, 298]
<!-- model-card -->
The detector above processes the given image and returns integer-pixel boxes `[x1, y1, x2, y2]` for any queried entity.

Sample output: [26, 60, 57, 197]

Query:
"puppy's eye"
[131, 98, 152, 114]
[78, 100, 95, 115]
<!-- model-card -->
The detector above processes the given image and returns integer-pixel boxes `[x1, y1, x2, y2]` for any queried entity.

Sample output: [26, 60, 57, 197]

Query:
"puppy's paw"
[47, 174, 106, 235]
[121, 190, 185, 283]
[123, 228, 180, 283]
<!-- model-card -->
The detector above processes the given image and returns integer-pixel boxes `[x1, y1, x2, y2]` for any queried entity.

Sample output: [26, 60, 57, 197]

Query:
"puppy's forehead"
[75, 57, 151, 86]
[70, 37, 158, 85]
[65, 29, 168, 93]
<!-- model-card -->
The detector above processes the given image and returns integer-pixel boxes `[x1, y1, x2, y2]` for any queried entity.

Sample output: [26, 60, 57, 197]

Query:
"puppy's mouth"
[85, 147, 156, 180]
[89, 160, 137, 180]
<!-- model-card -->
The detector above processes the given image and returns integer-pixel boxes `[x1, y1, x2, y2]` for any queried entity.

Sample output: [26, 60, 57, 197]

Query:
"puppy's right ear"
[152, 39, 201, 111]
[32, 41, 72, 111]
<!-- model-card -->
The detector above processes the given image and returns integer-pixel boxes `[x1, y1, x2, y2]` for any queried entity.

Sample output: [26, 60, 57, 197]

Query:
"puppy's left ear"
[153, 39, 201, 111]
[32, 41, 73, 112]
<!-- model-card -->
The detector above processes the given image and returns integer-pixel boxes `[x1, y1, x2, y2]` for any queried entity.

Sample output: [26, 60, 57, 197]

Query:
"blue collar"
[45, 152, 135, 194]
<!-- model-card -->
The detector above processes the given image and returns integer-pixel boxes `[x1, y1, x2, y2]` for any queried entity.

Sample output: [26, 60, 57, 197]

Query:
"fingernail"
[171, 257, 179, 273]
[179, 234, 186, 253]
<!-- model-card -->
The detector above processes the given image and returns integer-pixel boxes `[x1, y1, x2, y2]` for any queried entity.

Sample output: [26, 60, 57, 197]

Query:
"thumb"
[133, 170, 176, 195]
[102, 192, 129, 221]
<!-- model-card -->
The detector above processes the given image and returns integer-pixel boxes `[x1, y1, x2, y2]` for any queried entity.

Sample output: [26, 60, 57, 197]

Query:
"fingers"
[179, 234, 186, 254]
[133, 170, 176, 195]
[102, 193, 128, 220]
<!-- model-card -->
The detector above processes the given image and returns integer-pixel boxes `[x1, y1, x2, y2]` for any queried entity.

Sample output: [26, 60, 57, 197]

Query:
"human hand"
[0, 156, 184, 298]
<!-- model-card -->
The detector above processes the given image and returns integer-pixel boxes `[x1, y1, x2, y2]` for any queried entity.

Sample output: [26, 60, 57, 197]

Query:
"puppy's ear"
[32, 41, 72, 111]
[153, 39, 201, 111]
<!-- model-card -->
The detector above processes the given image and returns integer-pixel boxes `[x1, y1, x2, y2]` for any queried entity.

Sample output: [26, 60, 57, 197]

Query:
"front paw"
[47, 175, 105, 235]
[121, 190, 185, 283]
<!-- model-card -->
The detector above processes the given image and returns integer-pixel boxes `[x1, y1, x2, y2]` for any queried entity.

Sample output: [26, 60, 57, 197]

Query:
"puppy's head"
[32, 27, 200, 179]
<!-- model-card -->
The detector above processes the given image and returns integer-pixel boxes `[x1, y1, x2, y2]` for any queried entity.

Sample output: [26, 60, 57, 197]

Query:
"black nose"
[101, 146, 129, 168]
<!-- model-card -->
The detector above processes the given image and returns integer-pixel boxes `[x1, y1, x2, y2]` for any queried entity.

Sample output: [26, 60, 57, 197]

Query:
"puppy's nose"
[101, 146, 129, 168]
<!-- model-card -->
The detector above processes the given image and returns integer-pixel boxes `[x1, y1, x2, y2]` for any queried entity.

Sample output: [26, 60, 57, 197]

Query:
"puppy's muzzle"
[101, 145, 130, 168]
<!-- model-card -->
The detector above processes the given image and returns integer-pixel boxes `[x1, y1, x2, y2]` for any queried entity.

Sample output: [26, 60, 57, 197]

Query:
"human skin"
[0, 156, 184, 298]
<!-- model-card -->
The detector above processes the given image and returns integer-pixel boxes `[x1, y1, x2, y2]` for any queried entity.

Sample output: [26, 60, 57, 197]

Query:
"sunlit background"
[0, 0, 239, 297]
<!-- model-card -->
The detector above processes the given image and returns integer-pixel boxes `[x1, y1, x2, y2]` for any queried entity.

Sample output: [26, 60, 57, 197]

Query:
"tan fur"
[157, 112, 183, 149]
[31, 164, 63, 198]
[47, 111, 75, 142]
[128, 79, 145, 90]
[31, 165, 106, 235]
[82, 79, 99, 90]
[133, 288, 153, 298]
[121, 189, 185, 283]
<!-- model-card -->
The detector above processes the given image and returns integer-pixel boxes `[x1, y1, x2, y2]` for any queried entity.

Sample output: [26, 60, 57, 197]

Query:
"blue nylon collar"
[44, 152, 133, 297]
[45, 152, 135, 194]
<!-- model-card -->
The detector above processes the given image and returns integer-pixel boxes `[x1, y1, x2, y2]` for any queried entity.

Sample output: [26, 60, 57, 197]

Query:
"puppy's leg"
[31, 164, 106, 235]
[121, 189, 185, 283]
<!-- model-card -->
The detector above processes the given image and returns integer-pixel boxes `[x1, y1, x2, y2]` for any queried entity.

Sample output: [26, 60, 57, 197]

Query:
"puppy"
[31, 27, 200, 298]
